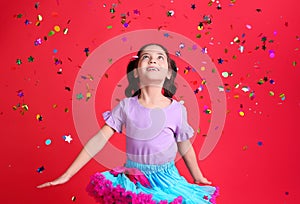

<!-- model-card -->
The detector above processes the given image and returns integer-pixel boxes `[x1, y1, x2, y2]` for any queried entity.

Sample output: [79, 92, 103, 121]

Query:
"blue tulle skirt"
[87, 160, 219, 203]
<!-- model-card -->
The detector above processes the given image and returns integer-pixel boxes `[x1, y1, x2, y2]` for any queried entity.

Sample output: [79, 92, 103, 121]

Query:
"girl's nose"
[149, 57, 157, 64]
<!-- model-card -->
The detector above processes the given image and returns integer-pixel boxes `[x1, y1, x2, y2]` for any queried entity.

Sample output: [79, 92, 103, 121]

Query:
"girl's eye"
[142, 55, 149, 60]
[158, 56, 164, 60]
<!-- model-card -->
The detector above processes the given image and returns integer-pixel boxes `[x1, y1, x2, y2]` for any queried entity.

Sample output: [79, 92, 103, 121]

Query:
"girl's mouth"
[146, 67, 159, 71]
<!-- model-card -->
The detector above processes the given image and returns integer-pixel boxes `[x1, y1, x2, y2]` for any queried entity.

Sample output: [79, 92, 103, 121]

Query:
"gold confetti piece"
[37, 14, 43, 21]
[22, 104, 29, 111]
[63, 28, 69, 34]
[239, 110, 245, 117]
[54, 25, 60, 32]
[71, 196, 76, 201]
[234, 95, 239, 99]
[242, 145, 248, 151]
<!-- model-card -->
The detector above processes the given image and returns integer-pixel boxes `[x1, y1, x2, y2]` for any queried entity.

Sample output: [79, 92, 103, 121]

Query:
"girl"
[38, 43, 219, 203]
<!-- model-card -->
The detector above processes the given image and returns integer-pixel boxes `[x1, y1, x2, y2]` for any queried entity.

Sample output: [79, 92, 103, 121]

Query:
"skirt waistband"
[125, 160, 175, 174]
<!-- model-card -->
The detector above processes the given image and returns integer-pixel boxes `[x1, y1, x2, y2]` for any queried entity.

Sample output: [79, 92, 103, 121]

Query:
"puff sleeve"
[102, 100, 126, 133]
[174, 104, 195, 142]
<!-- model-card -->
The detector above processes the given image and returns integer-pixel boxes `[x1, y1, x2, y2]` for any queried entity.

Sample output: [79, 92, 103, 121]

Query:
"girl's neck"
[139, 86, 165, 104]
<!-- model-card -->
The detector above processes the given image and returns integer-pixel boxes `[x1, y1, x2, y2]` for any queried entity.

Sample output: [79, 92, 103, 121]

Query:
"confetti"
[242, 145, 248, 151]
[76, 93, 83, 100]
[269, 50, 275, 58]
[203, 105, 212, 114]
[217, 58, 224, 64]
[279, 93, 285, 101]
[45, 139, 52, 145]
[54, 25, 60, 32]
[17, 90, 24, 97]
[83, 48, 90, 56]
[63, 28, 69, 34]
[257, 141, 263, 146]
[34, 38, 42, 46]
[16, 59, 22, 65]
[36, 166, 45, 173]
[71, 196, 76, 201]
[238, 110, 245, 117]
[36, 114, 43, 121]
[63, 135, 73, 143]
[167, 10, 175, 17]
[48, 30, 55, 36]
[28, 56, 34, 62]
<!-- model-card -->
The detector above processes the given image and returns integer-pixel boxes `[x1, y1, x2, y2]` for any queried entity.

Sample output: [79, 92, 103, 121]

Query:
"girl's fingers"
[36, 181, 53, 188]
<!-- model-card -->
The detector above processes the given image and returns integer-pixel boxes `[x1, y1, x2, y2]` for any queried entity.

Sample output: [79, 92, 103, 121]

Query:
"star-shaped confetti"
[191, 4, 196, 10]
[28, 56, 34, 62]
[64, 135, 73, 143]
[17, 90, 24, 97]
[217, 58, 224, 64]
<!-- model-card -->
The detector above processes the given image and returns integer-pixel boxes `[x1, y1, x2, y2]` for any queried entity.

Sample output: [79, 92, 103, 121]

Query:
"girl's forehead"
[140, 45, 166, 55]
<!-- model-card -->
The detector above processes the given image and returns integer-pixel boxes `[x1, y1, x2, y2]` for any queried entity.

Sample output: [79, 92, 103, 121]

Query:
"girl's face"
[134, 45, 171, 87]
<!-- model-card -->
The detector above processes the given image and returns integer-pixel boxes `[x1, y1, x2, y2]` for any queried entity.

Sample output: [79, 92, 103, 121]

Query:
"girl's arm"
[177, 139, 212, 185]
[37, 124, 115, 188]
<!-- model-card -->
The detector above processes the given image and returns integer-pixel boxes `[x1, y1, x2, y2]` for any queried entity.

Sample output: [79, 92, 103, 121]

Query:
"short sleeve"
[174, 104, 194, 142]
[102, 100, 126, 133]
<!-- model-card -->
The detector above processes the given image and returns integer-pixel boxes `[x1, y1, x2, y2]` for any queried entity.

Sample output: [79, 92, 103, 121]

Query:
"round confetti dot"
[45, 139, 51, 145]
[269, 50, 275, 58]
[242, 145, 248, 151]
[54, 25, 60, 32]
[222, 72, 229, 78]
[257, 141, 263, 146]
[239, 110, 245, 117]
[200, 66, 206, 71]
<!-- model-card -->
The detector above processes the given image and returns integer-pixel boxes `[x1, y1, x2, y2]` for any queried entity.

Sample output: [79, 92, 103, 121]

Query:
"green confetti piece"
[107, 25, 113, 29]
[48, 30, 55, 36]
[16, 59, 22, 65]
[28, 56, 34, 62]
[76, 93, 83, 100]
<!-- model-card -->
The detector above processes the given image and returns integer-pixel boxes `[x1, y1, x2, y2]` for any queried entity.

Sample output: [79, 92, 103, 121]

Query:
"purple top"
[103, 96, 194, 165]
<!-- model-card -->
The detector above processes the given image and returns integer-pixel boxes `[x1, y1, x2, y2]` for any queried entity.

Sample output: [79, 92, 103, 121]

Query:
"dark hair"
[125, 43, 177, 98]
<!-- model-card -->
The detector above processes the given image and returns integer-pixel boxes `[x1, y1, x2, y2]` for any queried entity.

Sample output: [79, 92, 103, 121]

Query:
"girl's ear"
[167, 69, 172, 80]
[133, 68, 139, 78]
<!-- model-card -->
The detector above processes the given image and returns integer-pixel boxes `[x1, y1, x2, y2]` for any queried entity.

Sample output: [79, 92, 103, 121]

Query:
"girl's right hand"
[37, 173, 71, 188]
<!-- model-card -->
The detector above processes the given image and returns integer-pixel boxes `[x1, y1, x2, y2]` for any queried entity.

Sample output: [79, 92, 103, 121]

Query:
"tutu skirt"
[87, 160, 219, 203]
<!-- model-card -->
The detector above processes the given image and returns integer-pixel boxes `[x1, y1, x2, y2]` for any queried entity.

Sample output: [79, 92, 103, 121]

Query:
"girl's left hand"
[194, 177, 212, 185]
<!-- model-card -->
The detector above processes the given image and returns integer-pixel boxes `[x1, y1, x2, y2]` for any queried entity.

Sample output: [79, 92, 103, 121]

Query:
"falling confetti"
[63, 135, 73, 143]
[45, 139, 52, 145]
[36, 166, 45, 173]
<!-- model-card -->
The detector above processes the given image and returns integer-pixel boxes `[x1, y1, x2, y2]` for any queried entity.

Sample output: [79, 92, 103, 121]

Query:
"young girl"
[38, 43, 219, 203]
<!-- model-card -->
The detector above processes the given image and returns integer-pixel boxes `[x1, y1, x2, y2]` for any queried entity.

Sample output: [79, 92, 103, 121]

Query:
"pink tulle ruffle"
[209, 186, 220, 204]
[86, 172, 183, 204]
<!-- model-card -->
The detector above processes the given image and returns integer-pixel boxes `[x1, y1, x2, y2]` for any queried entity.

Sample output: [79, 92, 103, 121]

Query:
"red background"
[1, 0, 300, 203]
